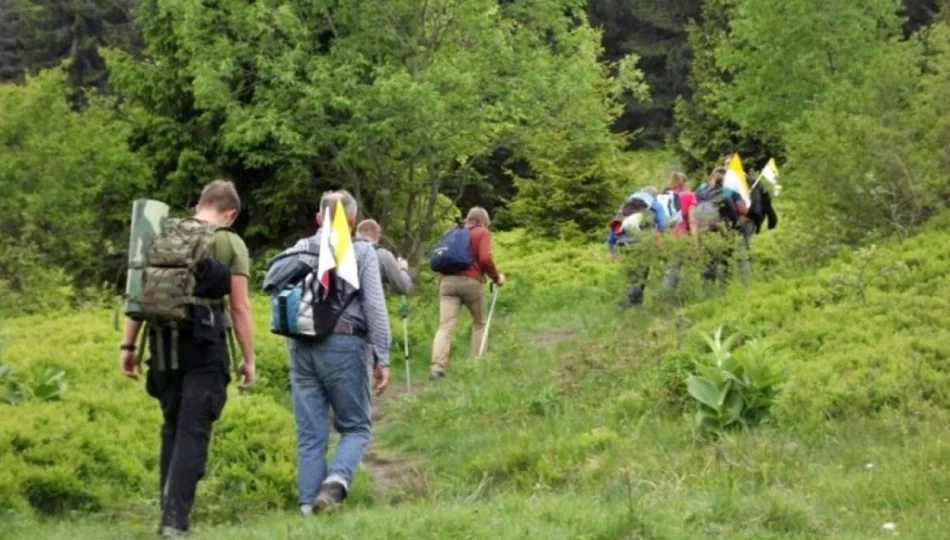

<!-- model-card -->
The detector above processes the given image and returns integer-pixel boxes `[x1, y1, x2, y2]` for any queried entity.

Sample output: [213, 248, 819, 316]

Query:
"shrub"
[0, 364, 67, 405]
[0, 304, 303, 520]
[0, 68, 151, 314]
[785, 23, 950, 255]
[686, 327, 785, 437]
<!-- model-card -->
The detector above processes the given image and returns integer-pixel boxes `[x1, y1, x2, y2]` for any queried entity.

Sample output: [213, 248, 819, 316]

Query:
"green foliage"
[0, 68, 151, 313]
[105, 0, 646, 260]
[587, 0, 703, 146]
[13, 0, 139, 99]
[715, 0, 904, 142]
[826, 244, 911, 306]
[673, 0, 915, 176]
[785, 22, 950, 253]
[0, 363, 67, 405]
[686, 327, 785, 437]
[671, 0, 780, 173]
[0, 302, 320, 519]
[0, 0, 24, 82]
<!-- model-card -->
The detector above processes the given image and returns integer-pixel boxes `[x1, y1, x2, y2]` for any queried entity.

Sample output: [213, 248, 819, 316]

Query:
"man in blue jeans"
[264, 190, 391, 515]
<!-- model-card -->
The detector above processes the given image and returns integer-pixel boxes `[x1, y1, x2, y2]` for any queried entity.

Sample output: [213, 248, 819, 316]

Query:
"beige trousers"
[430, 275, 486, 373]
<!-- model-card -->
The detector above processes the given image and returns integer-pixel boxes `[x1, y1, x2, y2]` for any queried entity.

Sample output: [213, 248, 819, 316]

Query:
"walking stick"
[478, 284, 500, 356]
[400, 295, 410, 392]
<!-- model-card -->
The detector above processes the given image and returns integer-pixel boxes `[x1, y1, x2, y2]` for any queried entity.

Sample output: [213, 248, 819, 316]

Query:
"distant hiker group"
[607, 154, 780, 306]
[118, 181, 503, 535]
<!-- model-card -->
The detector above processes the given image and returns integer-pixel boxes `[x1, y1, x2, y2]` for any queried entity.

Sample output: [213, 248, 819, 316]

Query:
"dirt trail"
[361, 324, 581, 501]
[532, 325, 581, 348]
[361, 378, 429, 503]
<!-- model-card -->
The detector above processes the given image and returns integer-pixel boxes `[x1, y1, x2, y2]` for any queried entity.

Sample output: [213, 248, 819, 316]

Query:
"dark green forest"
[2, 0, 949, 314]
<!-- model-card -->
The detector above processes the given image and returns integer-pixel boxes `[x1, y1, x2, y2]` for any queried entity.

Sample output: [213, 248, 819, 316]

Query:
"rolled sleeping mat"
[124, 198, 170, 318]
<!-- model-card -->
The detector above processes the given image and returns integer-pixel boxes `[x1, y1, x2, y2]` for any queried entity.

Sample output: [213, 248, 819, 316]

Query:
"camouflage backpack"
[137, 218, 230, 370]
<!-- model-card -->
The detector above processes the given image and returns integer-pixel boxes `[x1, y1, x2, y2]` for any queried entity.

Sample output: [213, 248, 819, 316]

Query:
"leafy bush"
[0, 304, 303, 519]
[0, 68, 151, 315]
[785, 23, 950, 255]
[686, 327, 785, 437]
[0, 364, 67, 405]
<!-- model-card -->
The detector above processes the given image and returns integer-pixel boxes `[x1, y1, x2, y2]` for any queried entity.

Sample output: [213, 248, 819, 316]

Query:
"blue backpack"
[429, 226, 475, 274]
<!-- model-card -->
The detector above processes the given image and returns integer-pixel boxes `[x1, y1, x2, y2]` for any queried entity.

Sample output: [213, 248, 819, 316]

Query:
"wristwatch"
[120, 344, 136, 352]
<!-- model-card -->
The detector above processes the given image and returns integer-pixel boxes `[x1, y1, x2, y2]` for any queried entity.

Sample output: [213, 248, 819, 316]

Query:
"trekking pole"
[400, 295, 410, 393]
[478, 283, 500, 357]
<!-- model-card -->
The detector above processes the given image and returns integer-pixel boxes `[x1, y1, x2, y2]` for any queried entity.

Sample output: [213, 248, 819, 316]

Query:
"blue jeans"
[289, 334, 372, 505]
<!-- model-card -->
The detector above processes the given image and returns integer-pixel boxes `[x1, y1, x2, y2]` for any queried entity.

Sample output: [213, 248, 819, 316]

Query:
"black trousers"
[146, 327, 230, 531]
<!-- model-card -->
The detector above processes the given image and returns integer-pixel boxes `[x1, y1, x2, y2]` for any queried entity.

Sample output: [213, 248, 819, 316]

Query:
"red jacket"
[455, 225, 500, 284]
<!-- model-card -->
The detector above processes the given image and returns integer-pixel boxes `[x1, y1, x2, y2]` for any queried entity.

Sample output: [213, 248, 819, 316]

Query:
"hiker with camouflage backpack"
[118, 180, 256, 537]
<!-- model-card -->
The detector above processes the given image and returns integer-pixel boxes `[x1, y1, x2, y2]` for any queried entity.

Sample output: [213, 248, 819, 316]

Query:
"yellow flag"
[723, 153, 751, 207]
[331, 200, 360, 290]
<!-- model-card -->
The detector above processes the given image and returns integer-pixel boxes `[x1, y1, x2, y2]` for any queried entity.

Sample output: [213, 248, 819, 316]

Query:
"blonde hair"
[197, 179, 241, 212]
[464, 207, 491, 228]
[670, 171, 688, 189]
[356, 219, 381, 241]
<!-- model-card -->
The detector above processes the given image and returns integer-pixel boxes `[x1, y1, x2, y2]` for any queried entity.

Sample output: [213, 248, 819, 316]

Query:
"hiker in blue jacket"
[607, 188, 669, 262]
[606, 186, 669, 307]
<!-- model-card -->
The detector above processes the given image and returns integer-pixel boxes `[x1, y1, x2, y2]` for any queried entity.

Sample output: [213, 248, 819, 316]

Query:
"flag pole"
[749, 171, 765, 192]
[400, 296, 410, 393]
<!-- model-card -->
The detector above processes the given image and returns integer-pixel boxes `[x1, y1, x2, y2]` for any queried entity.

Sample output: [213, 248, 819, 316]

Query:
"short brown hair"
[356, 219, 381, 239]
[464, 207, 491, 228]
[197, 179, 241, 213]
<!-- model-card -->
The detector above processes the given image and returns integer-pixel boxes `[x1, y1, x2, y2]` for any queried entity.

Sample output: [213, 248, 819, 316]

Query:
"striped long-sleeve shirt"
[268, 232, 392, 367]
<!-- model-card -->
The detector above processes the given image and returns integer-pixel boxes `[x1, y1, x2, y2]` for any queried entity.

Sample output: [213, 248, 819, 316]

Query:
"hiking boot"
[314, 481, 347, 513]
[159, 526, 189, 537]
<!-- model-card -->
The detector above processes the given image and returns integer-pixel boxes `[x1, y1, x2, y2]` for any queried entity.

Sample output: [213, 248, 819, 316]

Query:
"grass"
[4, 218, 950, 538]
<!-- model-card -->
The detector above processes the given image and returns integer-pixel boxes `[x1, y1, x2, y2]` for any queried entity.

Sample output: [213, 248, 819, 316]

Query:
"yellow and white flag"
[761, 158, 780, 184]
[760, 157, 782, 195]
[723, 153, 751, 207]
[331, 200, 360, 290]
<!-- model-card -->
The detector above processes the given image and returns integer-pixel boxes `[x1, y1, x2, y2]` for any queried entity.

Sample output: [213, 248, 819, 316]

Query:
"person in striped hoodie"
[263, 190, 391, 516]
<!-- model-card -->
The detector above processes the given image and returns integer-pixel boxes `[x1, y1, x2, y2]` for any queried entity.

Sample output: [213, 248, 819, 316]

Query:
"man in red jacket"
[430, 207, 505, 379]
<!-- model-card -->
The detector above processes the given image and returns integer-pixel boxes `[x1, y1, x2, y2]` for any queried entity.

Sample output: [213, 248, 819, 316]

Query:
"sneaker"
[159, 526, 189, 537]
[428, 370, 445, 381]
[299, 504, 313, 516]
[314, 481, 347, 513]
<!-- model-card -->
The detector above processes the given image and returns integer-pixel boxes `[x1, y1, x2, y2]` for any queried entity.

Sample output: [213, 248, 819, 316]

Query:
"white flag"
[316, 206, 336, 297]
